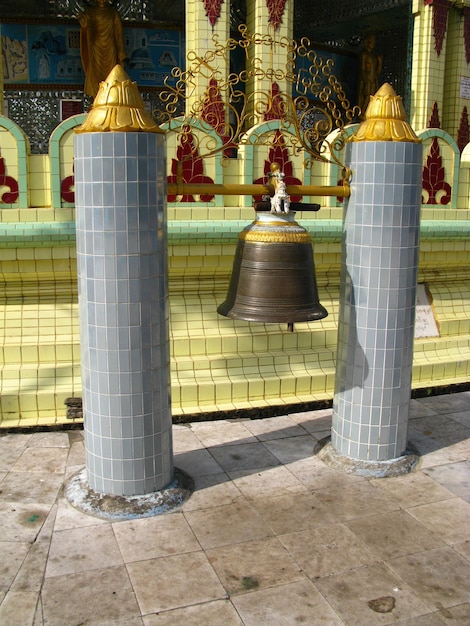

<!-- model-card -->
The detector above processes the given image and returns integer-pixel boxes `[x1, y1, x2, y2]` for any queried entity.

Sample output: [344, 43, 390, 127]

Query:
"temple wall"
[1, 0, 470, 426]
[0, 111, 469, 426]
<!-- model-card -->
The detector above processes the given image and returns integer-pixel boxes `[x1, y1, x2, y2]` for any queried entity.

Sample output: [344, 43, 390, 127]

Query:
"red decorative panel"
[267, 0, 287, 31]
[425, 0, 452, 57]
[167, 126, 215, 202]
[253, 130, 302, 202]
[61, 167, 75, 203]
[458, 107, 470, 154]
[0, 157, 19, 203]
[422, 137, 451, 205]
[201, 78, 234, 155]
[264, 83, 286, 121]
[465, 8, 470, 65]
[203, 0, 224, 27]
[428, 102, 440, 129]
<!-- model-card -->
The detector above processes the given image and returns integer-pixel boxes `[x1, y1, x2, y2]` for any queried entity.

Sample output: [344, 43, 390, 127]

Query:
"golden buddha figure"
[78, 0, 127, 98]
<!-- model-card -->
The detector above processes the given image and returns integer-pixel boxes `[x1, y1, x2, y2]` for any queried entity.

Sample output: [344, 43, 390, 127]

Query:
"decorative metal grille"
[156, 24, 358, 173]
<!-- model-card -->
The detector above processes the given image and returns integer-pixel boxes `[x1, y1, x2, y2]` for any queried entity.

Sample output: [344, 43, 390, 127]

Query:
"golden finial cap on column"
[76, 65, 164, 133]
[350, 83, 420, 143]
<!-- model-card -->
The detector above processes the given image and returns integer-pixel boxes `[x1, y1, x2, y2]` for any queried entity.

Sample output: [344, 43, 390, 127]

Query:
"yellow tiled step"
[412, 335, 470, 388]
[0, 362, 81, 426]
[2, 334, 470, 426]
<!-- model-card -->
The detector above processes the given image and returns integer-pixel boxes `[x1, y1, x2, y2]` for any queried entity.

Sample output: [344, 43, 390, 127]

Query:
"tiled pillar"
[330, 84, 423, 466]
[246, 0, 293, 116]
[185, 0, 230, 114]
[74, 66, 173, 496]
[442, 4, 469, 137]
[410, 0, 449, 130]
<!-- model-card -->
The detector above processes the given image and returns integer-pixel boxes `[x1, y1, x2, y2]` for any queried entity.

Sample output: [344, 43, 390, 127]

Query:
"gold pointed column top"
[76, 65, 164, 133]
[351, 83, 420, 143]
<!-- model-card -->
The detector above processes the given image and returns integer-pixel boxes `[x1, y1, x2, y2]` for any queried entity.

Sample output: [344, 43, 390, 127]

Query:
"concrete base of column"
[64, 467, 193, 521]
[316, 438, 419, 478]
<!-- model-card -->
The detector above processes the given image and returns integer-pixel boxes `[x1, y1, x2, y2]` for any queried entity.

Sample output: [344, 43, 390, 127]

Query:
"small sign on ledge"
[415, 283, 440, 338]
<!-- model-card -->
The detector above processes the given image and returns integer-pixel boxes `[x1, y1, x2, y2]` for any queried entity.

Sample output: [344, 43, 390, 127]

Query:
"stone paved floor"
[1, 392, 469, 625]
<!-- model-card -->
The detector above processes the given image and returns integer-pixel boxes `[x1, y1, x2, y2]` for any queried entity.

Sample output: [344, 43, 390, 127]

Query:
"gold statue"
[357, 33, 382, 118]
[78, 0, 127, 98]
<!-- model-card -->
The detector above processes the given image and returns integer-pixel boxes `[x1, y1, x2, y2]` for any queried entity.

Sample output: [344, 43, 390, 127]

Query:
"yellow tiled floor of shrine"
[1, 278, 470, 427]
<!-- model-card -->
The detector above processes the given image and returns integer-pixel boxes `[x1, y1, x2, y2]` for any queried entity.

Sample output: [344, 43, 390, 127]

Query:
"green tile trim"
[0, 222, 76, 247]
[49, 114, 87, 208]
[0, 116, 30, 208]
[1, 219, 469, 248]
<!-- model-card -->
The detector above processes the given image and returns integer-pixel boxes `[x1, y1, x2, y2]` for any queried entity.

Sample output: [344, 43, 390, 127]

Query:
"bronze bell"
[217, 208, 328, 326]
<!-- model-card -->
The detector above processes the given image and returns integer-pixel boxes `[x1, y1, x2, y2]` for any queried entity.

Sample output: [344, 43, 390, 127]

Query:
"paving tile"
[228, 465, 308, 500]
[231, 579, 343, 625]
[0, 591, 39, 626]
[288, 408, 333, 434]
[0, 435, 33, 471]
[184, 499, 273, 549]
[41, 565, 141, 626]
[0, 472, 64, 505]
[54, 497, 108, 531]
[392, 613, 446, 625]
[97, 618, 144, 626]
[66, 440, 85, 467]
[423, 461, 470, 501]
[10, 508, 57, 593]
[11, 447, 69, 474]
[126, 551, 226, 614]
[315, 562, 430, 625]
[286, 455, 366, 491]
[142, 599, 243, 625]
[206, 536, 304, 595]
[410, 432, 469, 468]
[314, 481, 400, 521]
[414, 392, 470, 414]
[28, 432, 70, 448]
[406, 497, 470, 545]
[190, 421, 257, 447]
[174, 448, 224, 477]
[370, 471, 456, 509]
[409, 415, 469, 446]
[447, 410, 470, 428]
[452, 539, 470, 561]
[409, 399, 439, 419]
[0, 542, 30, 592]
[181, 473, 243, 511]
[172, 426, 204, 452]
[279, 522, 378, 578]
[262, 434, 318, 464]
[249, 491, 337, 535]
[0, 502, 51, 543]
[10, 540, 50, 593]
[436, 603, 470, 624]
[386, 546, 470, 610]
[242, 415, 307, 441]
[345, 510, 445, 560]
[112, 512, 200, 562]
[45, 524, 124, 578]
[208, 441, 280, 472]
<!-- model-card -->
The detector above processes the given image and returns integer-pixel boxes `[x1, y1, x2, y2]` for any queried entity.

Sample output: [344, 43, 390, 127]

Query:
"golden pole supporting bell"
[217, 211, 328, 324]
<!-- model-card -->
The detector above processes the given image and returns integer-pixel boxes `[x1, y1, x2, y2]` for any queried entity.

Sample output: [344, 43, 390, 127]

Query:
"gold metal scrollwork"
[155, 25, 359, 184]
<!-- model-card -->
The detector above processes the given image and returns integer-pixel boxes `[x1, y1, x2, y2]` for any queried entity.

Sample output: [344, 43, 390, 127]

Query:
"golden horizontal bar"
[167, 182, 350, 198]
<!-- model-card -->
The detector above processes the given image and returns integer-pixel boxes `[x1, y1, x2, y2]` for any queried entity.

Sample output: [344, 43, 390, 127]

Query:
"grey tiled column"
[331, 140, 422, 462]
[74, 131, 173, 496]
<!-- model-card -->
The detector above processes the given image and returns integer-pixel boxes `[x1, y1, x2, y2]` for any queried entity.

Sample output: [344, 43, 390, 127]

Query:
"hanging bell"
[217, 208, 328, 325]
